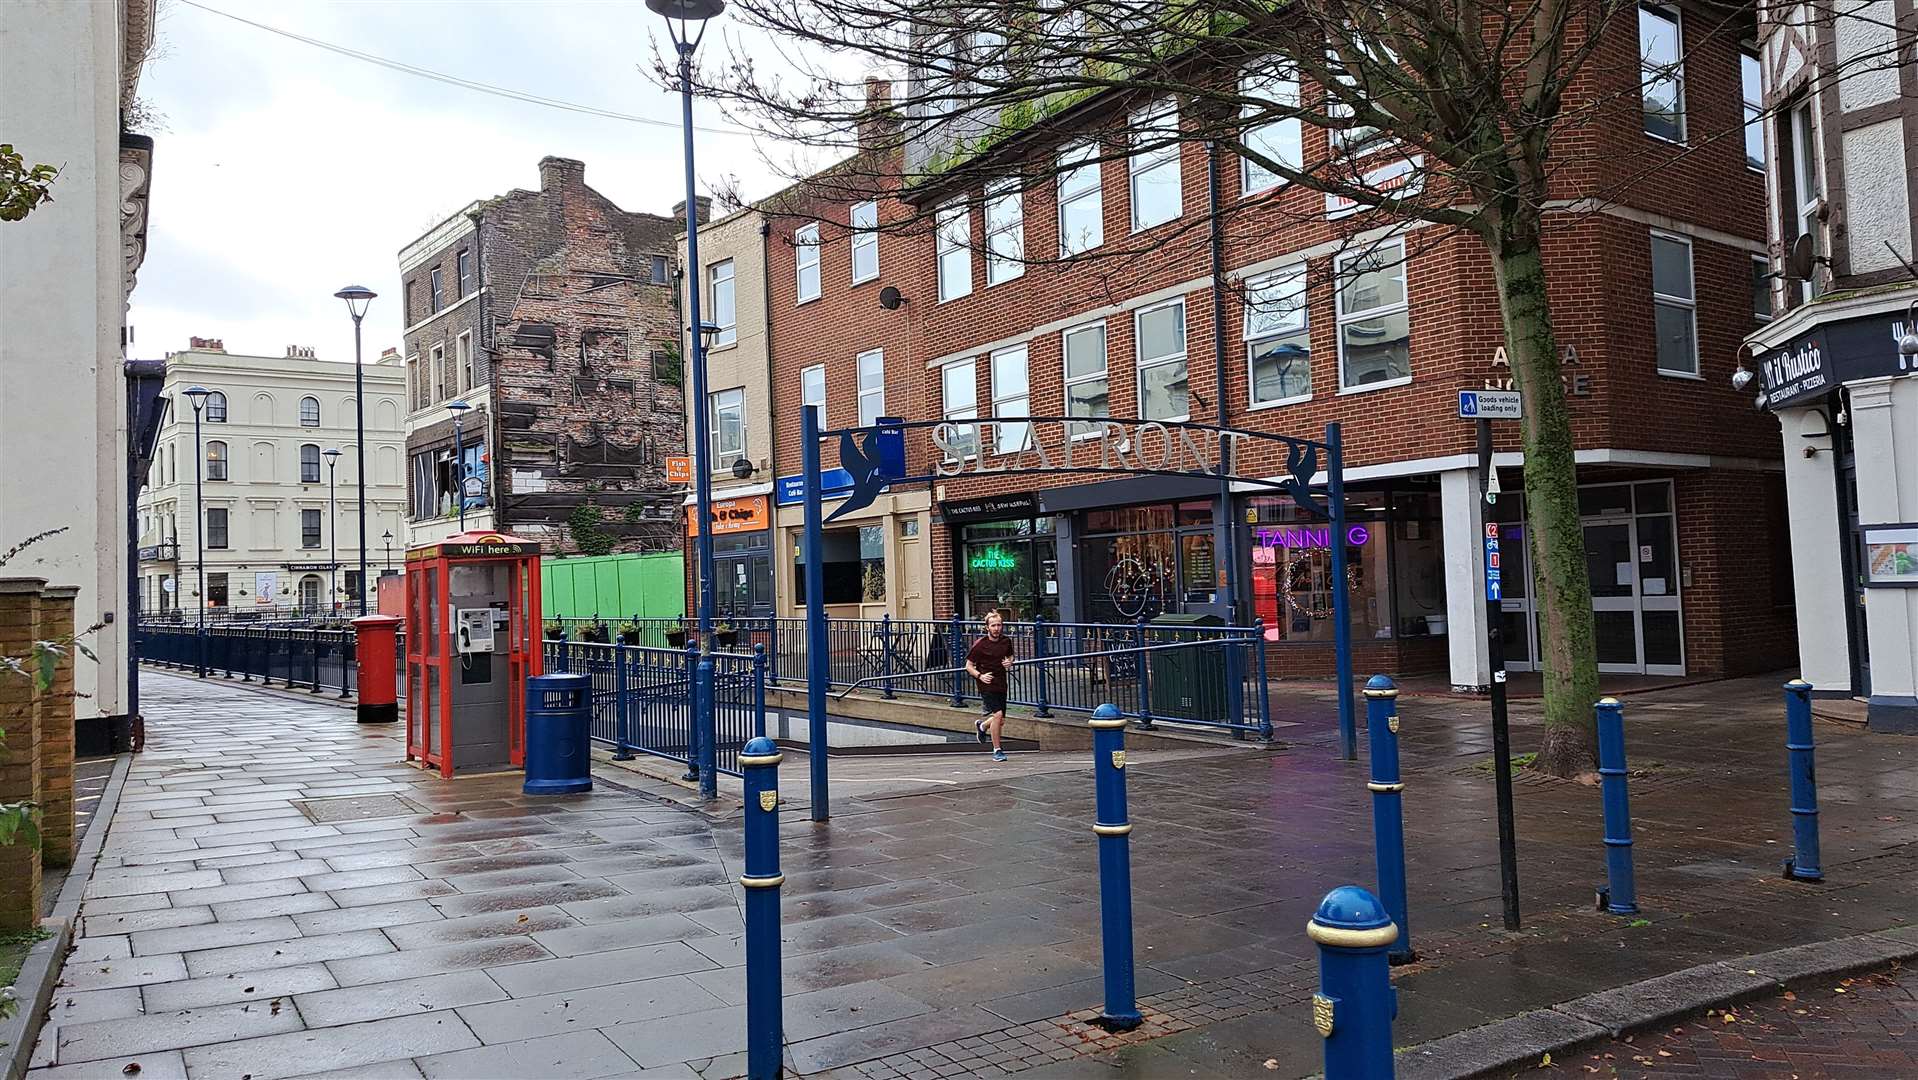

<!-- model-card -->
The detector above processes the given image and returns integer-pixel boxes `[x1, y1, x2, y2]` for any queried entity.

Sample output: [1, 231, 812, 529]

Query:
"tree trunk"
[1488, 232, 1600, 778]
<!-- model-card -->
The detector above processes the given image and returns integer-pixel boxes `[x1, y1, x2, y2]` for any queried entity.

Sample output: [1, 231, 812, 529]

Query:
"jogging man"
[966, 611, 1015, 762]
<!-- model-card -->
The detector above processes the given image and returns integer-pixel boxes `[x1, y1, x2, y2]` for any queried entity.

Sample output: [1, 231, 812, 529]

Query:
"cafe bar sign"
[1759, 308, 1917, 410]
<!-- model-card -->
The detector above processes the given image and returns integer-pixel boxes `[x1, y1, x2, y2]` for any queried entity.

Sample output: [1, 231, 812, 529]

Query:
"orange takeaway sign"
[666, 455, 693, 484]
[687, 495, 769, 537]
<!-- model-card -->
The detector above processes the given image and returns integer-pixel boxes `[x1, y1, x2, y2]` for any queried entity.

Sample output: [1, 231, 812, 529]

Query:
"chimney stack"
[285, 345, 317, 359]
[672, 196, 713, 226]
[188, 337, 225, 352]
[538, 156, 586, 191]
[858, 77, 898, 153]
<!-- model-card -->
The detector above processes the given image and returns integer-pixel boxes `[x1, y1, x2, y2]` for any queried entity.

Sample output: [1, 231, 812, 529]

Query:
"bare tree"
[696, 0, 1773, 776]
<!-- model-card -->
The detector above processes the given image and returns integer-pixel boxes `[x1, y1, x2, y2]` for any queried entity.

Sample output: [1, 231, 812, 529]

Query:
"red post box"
[403, 532, 544, 778]
[352, 614, 401, 724]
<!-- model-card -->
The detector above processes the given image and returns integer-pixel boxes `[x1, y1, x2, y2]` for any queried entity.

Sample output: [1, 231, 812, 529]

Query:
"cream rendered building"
[137, 342, 407, 616]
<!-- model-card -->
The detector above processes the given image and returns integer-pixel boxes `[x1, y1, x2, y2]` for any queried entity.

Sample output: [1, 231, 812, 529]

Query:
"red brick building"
[761, 15, 1796, 687]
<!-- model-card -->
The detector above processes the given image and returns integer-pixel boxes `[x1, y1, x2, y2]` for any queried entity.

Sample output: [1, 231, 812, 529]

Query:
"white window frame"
[300, 443, 321, 484]
[801, 363, 827, 427]
[1740, 46, 1764, 172]
[456, 331, 473, 393]
[1057, 142, 1104, 256]
[1241, 65, 1302, 195]
[936, 200, 973, 302]
[1751, 254, 1773, 325]
[1062, 320, 1109, 436]
[711, 386, 746, 461]
[984, 179, 1024, 286]
[1639, 4, 1687, 144]
[1650, 230, 1700, 378]
[941, 358, 979, 462]
[850, 201, 879, 284]
[1785, 100, 1821, 304]
[1335, 239, 1413, 393]
[795, 223, 821, 304]
[857, 348, 886, 427]
[205, 440, 229, 482]
[710, 259, 737, 347]
[990, 344, 1031, 454]
[1245, 266, 1313, 407]
[1133, 298, 1189, 421]
[1129, 101, 1183, 233]
[429, 343, 446, 404]
[1326, 43, 1386, 152]
[299, 396, 320, 426]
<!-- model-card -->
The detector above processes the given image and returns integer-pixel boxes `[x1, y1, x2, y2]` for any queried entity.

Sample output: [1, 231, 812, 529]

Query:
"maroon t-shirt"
[967, 634, 1014, 692]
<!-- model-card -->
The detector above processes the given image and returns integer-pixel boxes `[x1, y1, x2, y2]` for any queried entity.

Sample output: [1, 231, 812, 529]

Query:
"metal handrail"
[831, 635, 1258, 699]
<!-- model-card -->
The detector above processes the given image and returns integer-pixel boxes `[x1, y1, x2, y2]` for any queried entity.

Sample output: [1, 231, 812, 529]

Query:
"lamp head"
[183, 384, 211, 408]
[1730, 365, 1754, 391]
[696, 322, 722, 350]
[322, 447, 342, 461]
[382, 530, 393, 541]
[334, 285, 377, 321]
[446, 400, 471, 417]
[647, 0, 725, 20]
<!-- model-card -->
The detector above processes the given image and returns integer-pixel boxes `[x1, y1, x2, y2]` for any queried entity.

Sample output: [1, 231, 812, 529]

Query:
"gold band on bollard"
[737, 752, 784, 767]
[1088, 717, 1128, 729]
[1362, 687, 1400, 699]
[1092, 822, 1133, 836]
[1306, 919, 1400, 949]
[739, 874, 786, 889]
[1366, 781, 1404, 793]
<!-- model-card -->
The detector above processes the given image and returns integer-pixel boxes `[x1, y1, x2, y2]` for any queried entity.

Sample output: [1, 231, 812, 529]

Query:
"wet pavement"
[27, 669, 1918, 1079]
[1504, 962, 1918, 1078]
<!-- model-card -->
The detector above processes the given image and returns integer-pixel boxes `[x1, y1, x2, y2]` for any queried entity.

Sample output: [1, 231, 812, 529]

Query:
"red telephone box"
[404, 531, 543, 778]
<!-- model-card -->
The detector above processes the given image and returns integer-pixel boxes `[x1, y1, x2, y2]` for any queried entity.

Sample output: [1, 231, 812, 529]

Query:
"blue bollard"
[1364, 675, 1415, 965]
[739, 736, 785, 1080]
[1308, 885, 1399, 1079]
[613, 642, 634, 761]
[1594, 697, 1638, 915]
[1088, 703, 1141, 1031]
[1783, 679, 1824, 882]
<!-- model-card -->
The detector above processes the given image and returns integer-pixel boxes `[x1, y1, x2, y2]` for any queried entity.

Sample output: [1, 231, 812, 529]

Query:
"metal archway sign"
[793, 410, 1360, 823]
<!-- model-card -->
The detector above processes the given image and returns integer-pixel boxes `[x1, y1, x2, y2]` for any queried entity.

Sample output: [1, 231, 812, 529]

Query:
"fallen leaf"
[517, 913, 529, 924]
[1834, 987, 1847, 994]
[1721, 1012, 1738, 1024]
[1263, 1059, 1279, 1070]
[243, 986, 255, 994]
[121, 1065, 141, 1076]
[1539, 1053, 1553, 1068]
[269, 999, 282, 1016]
[1658, 1050, 1672, 1057]
[1782, 991, 1796, 1001]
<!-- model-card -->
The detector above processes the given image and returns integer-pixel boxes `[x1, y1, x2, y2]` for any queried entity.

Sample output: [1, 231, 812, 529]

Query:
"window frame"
[936, 200, 973, 302]
[710, 259, 737, 347]
[1639, 3, 1687, 144]
[205, 440, 229, 482]
[1133, 297, 1190, 421]
[794, 223, 822, 304]
[300, 443, 321, 484]
[206, 507, 229, 551]
[298, 396, 320, 426]
[1781, 99, 1821, 304]
[455, 248, 472, 297]
[204, 391, 227, 423]
[1061, 320, 1110, 436]
[801, 363, 827, 428]
[1751, 253, 1773, 325]
[940, 358, 979, 462]
[456, 331, 474, 392]
[429, 343, 446, 404]
[1241, 64, 1303, 195]
[856, 348, 887, 428]
[1334, 239, 1414, 393]
[1740, 45, 1764, 173]
[1650, 230, 1701, 378]
[1057, 142, 1105, 257]
[711, 386, 746, 461]
[300, 508, 322, 550]
[1244, 265, 1314, 408]
[990, 343, 1031, 454]
[1129, 100, 1183, 233]
[850, 201, 880, 284]
[984, 179, 1025, 286]
[429, 266, 445, 314]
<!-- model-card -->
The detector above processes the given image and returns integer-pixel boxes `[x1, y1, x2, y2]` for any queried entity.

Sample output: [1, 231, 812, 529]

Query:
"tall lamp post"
[649, 0, 724, 644]
[446, 400, 471, 530]
[334, 285, 377, 614]
[382, 529, 394, 574]
[323, 448, 342, 613]
[183, 385, 212, 676]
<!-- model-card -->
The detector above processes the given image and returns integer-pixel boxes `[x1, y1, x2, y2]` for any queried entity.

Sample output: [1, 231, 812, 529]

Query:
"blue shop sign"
[776, 468, 855, 506]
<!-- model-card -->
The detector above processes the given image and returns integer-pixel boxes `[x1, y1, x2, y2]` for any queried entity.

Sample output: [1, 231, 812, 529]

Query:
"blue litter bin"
[524, 673, 593, 796]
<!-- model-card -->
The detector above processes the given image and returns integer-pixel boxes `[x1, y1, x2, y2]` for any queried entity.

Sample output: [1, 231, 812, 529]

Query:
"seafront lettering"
[930, 418, 1244, 479]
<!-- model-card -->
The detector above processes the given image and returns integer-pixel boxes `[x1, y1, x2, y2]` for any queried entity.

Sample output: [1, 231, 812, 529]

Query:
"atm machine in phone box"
[403, 532, 543, 778]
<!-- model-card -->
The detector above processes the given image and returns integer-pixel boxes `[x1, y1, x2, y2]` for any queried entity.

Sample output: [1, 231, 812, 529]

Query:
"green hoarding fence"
[541, 551, 686, 624]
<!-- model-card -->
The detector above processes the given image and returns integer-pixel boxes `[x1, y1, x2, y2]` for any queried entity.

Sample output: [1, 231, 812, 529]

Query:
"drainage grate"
[294, 794, 423, 824]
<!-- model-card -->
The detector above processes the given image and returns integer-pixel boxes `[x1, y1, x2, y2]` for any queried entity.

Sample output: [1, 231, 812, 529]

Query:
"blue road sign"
[1459, 390, 1523, 419]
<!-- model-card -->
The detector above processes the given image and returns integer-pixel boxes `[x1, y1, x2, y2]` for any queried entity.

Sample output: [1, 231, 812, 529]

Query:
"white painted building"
[0, 0, 156, 730]
[137, 341, 407, 617]
[1745, 0, 1918, 731]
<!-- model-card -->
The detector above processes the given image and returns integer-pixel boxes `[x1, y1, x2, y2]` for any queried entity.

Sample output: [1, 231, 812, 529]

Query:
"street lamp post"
[323, 448, 342, 614]
[382, 529, 394, 574]
[649, 0, 725, 642]
[183, 386, 212, 676]
[446, 400, 471, 531]
[334, 286, 377, 614]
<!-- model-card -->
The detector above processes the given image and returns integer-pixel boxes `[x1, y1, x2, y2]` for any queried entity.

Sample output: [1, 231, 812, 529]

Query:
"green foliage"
[567, 502, 615, 557]
[621, 501, 645, 524]
[0, 144, 60, 223]
[653, 341, 684, 388]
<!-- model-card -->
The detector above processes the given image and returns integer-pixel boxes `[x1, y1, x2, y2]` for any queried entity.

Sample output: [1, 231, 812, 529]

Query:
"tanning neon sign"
[1255, 525, 1371, 549]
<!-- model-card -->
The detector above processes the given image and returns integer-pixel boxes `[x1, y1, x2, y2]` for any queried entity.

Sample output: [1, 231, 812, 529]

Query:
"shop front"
[944, 493, 1059, 621]
[773, 473, 932, 621]
[688, 493, 773, 621]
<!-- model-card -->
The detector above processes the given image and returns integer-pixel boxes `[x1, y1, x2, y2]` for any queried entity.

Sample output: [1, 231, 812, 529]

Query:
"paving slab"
[292, 970, 509, 1027]
[180, 1012, 481, 1080]
[414, 1029, 641, 1079]
[50, 996, 306, 1064]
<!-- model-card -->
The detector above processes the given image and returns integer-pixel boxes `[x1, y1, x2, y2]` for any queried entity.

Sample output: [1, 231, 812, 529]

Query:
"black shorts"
[980, 689, 1008, 715]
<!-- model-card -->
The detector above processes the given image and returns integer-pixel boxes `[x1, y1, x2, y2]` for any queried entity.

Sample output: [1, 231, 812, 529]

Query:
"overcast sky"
[133, 0, 824, 368]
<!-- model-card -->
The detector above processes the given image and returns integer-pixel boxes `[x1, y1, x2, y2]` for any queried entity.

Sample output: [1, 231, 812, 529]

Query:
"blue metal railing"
[544, 639, 765, 777]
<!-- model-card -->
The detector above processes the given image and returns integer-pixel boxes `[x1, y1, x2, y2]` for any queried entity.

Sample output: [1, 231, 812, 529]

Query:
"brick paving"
[26, 668, 1918, 1078]
[1509, 963, 1918, 1078]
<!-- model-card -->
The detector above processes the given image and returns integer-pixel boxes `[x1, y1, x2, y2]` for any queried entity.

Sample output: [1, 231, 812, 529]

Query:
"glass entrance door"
[1584, 519, 1641, 672]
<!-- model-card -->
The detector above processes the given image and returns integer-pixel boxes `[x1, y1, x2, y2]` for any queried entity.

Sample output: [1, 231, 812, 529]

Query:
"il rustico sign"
[1759, 309, 1916, 409]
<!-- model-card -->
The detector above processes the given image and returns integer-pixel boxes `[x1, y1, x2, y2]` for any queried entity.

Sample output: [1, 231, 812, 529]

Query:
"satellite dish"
[1786, 234, 1818, 280]
[878, 286, 904, 310]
